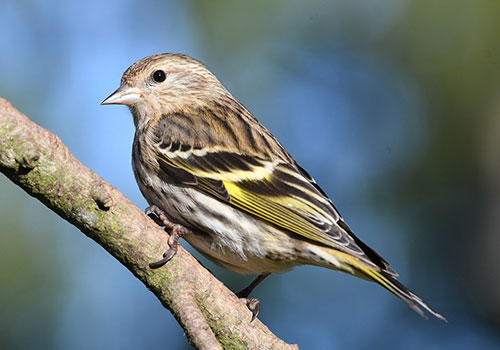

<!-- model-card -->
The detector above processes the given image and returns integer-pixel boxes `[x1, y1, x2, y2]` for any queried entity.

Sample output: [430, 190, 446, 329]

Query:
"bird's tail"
[314, 247, 447, 321]
[353, 261, 447, 321]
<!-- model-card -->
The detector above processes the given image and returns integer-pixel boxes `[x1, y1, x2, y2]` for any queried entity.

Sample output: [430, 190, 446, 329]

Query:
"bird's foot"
[236, 274, 270, 322]
[146, 205, 193, 268]
[238, 297, 261, 322]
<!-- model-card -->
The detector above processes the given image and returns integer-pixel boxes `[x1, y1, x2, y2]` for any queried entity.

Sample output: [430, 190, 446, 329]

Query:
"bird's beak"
[101, 85, 142, 105]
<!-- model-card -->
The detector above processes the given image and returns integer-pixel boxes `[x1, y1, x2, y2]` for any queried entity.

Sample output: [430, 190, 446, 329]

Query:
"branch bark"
[0, 98, 298, 350]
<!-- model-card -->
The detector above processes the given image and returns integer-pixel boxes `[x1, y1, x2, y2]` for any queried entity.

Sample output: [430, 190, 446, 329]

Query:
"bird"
[101, 53, 446, 321]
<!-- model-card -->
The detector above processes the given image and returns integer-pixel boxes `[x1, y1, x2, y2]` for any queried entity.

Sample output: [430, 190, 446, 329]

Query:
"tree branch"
[0, 98, 298, 350]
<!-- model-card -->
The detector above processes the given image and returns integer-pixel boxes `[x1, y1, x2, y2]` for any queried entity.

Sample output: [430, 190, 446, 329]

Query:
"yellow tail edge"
[335, 250, 447, 322]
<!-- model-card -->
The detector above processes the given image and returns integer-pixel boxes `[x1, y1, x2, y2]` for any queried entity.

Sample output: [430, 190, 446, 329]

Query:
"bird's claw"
[239, 298, 260, 322]
[145, 205, 193, 269]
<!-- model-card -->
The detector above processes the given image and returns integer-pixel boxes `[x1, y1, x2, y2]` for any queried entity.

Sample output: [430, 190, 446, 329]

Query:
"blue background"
[1, 1, 500, 349]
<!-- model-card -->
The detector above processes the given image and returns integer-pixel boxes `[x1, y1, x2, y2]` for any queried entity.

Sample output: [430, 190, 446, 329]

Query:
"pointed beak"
[101, 85, 142, 105]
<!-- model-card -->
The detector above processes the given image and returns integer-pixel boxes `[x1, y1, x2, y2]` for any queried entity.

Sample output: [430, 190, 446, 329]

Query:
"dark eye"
[152, 70, 166, 83]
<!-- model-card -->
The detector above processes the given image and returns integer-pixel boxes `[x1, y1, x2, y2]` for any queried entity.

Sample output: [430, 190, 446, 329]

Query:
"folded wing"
[154, 135, 396, 275]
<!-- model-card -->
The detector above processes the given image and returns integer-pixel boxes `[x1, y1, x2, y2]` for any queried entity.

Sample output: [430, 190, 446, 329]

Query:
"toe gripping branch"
[236, 273, 270, 322]
[146, 205, 193, 269]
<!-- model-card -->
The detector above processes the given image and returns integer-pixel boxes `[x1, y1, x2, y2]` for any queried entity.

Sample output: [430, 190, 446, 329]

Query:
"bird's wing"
[153, 132, 396, 275]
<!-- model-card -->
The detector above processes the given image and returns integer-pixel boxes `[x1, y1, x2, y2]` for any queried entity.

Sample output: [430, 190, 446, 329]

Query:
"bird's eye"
[152, 70, 166, 83]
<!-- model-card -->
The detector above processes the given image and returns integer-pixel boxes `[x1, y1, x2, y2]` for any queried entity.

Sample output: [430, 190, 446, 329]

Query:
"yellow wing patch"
[223, 180, 340, 246]
[159, 149, 276, 182]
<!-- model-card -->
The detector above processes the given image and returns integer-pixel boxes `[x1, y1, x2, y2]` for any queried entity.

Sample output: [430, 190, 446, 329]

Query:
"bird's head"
[102, 53, 230, 128]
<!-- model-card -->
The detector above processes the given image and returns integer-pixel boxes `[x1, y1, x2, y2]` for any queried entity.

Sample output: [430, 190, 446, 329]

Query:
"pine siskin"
[102, 53, 446, 321]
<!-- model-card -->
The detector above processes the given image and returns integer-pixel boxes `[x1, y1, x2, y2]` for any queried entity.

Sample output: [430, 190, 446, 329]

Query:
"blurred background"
[1, 0, 499, 348]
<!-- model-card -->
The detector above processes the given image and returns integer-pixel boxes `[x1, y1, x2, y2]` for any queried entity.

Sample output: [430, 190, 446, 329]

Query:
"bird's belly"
[136, 170, 301, 274]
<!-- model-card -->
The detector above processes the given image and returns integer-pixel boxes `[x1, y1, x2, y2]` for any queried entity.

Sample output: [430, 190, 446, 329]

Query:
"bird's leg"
[237, 273, 270, 298]
[146, 205, 193, 269]
[237, 273, 271, 322]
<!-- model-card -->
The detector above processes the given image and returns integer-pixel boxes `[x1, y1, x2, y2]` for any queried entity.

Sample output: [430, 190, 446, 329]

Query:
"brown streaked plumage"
[102, 53, 446, 321]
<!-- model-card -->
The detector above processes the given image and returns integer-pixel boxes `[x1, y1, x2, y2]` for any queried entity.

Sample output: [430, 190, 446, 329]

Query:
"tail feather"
[313, 245, 447, 321]
[362, 267, 447, 322]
